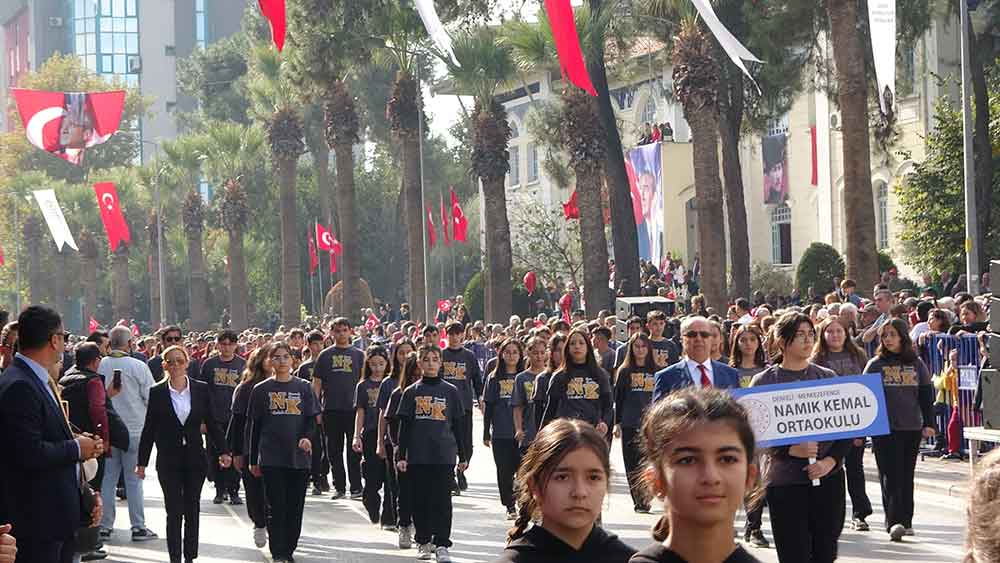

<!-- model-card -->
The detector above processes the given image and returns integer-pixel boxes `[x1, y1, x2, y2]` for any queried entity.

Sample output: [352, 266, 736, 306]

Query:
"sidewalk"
[863, 450, 970, 498]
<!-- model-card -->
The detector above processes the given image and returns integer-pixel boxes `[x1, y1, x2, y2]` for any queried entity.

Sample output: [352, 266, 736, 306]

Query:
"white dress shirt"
[685, 358, 714, 388]
[168, 377, 192, 426]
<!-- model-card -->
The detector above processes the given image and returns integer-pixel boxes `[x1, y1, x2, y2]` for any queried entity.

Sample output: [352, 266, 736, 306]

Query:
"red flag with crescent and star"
[308, 236, 319, 275]
[426, 206, 437, 249]
[93, 182, 131, 251]
[543, 0, 597, 96]
[450, 187, 468, 243]
[316, 222, 335, 252]
[13, 89, 125, 165]
[257, 0, 286, 51]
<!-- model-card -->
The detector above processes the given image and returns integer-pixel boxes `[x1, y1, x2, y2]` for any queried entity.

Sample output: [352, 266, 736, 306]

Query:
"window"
[76, 0, 139, 86]
[771, 204, 792, 265]
[767, 114, 790, 136]
[195, 0, 207, 49]
[508, 146, 520, 188]
[640, 96, 656, 126]
[526, 143, 539, 184]
[876, 181, 889, 249]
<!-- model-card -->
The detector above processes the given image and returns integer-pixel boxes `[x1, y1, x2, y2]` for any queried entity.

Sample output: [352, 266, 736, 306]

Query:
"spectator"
[0, 321, 17, 372]
[650, 123, 661, 143]
[661, 122, 674, 141]
[60, 343, 117, 485]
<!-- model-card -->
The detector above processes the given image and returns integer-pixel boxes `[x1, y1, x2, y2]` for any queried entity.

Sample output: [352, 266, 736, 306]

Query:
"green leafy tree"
[795, 242, 845, 295]
[509, 205, 583, 291]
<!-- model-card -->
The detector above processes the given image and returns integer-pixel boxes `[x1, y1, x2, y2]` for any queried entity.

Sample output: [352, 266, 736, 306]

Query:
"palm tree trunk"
[53, 250, 67, 316]
[827, 0, 878, 287]
[575, 171, 611, 316]
[719, 108, 750, 300]
[481, 176, 513, 322]
[111, 245, 132, 322]
[688, 108, 727, 311]
[149, 229, 161, 328]
[228, 228, 249, 330]
[82, 256, 98, 326]
[333, 140, 362, 321]
[187, 227, 209, 330]
[314, 143, 334, 227]
[277, 155, 302, 327]
[402, 135, 426, 322]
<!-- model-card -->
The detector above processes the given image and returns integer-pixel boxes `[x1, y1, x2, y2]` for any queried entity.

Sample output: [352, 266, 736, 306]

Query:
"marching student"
[396, 344, 469, 562]
[631, 387, 762, 563]
[539, 329, 613, 438]
[296, 330, 330, 496]
[613, 333, 657, 514]
[483, 338, 526, 519]
[439, 321, 483, 493]
[248, 343, 320, 563]
[511, 336, 547, 453]
[383, 352, 421, 549]
[531, 334, 566, 430]
[199, 330, 246, 506]
[376, 339, 415, 533]
[863, 318, 935, 542]
[646, 310, 680, 370]
[353, 345, 392, 526]
[494, 418, 636, 563]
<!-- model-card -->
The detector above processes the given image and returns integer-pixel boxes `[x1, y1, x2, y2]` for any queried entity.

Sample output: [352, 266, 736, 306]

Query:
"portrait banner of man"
[762, 133, 789, 205]
[626, 143, 663, 267]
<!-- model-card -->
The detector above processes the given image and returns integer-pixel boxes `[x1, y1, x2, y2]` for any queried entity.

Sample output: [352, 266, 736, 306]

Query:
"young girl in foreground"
[631, 387, 762, 563]
[493, 419, 636, 563]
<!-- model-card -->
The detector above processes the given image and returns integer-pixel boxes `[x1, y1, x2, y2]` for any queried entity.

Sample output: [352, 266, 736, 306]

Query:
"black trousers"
[261, 467, 309, 560]
[490, 438, 521, 510]
[745, 498, 766, 531]
[14, 537, 73, 563]
[323, 410, 362, 493]
[158, 464, 207, 562]
[845, 443, 873, 520]
[620, 427, 648, 510]
[410, 464, 454, 547]
[311, 423, 329, 487]
[873, 430, 921, 531]
[242, 467, 268, 529]
[382, 442, 399, 526]
[206, 430, 239, 497]
[766, 469, 845, 563]
[454, 412, 473, 489]
[361, 430, 386, 523]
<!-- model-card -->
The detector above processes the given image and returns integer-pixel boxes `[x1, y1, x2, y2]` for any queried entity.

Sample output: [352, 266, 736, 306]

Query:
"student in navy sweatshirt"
[483, 338, 526, 520]
[494, 418, 635, 563]
[511, 336, 547, 454]
[382, 350, 420, 549]
[396, 344, 469, 563]
[613, 333, 657, 513]
[531, 334, 566, 431]
[375, 339, 414, 535]
[439, 321, 483, 493]
[540, 329, 613, 436]
[352, 345, 391, 526]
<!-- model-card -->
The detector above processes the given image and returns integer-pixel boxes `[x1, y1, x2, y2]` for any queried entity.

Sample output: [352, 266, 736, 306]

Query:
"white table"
[965, 426, 1000, 473]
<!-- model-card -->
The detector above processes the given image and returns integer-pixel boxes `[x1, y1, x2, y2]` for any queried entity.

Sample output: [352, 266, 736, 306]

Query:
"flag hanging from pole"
[426, 206, 437, 249]
[543, 0, 597, 96]
[93, 182, 131, 251]
[308, 236, 319, 275]
[12, 89, 125, 165]
[33, 189, 78, 251]
[450, 187, 468, 243]
[329, 251, 338, 274]
[440, 193, 451, 246]
[688, 0, 762, 94]
[562, 189, 580, 220]
[414, 0, 459, 66]
[316, 222, 335, 252]
[89, 317, 100, 333]
[257, 0, 286, 51]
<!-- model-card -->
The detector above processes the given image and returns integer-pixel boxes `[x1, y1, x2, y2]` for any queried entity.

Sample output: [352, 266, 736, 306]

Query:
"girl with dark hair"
[228, 344, 272, 547]
[749, 312, 850, 563]
[352, 345, 392, 526]
[375, 340, 414, 533]
[531, 334, 566, 430]
[540, 330, 613, 438]
[382, 353, 421, 548]
[493, 419, 635, 563]
[729, 325, 766, 387]
[613, 333, 657, 513]
[864, 318, 935, 542]
[631, 387, 762, 563]
[484, 338, 526, 519]
[511, 336, 547, 453]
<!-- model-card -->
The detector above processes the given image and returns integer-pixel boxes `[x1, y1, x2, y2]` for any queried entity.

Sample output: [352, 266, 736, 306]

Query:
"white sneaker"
[253, 526, 267, 548]
[417, 543, 434, 560]
[434, 546, 452, 562]
[398, 525, 412, 549]
[889, 524, 906, 542]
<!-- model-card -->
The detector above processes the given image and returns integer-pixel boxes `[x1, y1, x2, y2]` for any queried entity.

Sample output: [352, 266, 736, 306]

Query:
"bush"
[878, 250, 897, 275]
[750, 261, 794, 297]
[464, 270, 532, 322]
[796, 243, 845, 294]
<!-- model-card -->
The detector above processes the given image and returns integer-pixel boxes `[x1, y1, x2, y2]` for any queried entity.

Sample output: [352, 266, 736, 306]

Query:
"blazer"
[0, 356, 82, 541]
[652, 359, 741, 402]
[138, 378, 227, 472]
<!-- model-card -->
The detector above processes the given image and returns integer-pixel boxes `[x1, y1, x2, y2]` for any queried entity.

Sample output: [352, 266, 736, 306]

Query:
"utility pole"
[960, 0, 981, 293]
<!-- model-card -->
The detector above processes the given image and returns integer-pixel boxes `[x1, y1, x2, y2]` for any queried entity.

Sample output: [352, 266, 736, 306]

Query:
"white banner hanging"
[414, 0, 459, 66]
[868, 0, 896, 115]
[689, 0, 762, 94]
[33, 189, 78, 252]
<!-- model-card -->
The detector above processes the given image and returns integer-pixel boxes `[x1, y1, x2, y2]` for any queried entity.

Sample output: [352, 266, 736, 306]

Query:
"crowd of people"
[637, 122, 674, 145]
[0, 274, 996, 563]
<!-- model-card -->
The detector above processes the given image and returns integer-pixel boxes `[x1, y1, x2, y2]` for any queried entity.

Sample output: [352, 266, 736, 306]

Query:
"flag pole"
[317, 220, 325, 316]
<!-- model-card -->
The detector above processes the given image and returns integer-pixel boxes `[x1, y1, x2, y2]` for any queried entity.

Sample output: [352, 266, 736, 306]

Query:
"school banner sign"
[731, 375, 890, 448]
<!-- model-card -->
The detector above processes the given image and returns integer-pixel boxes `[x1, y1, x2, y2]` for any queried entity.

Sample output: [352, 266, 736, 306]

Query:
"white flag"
[414, 0, 459, 67]
[868, 0, 896, 115]
[689, 0, 762, 94]
[33, 189, 78, 252]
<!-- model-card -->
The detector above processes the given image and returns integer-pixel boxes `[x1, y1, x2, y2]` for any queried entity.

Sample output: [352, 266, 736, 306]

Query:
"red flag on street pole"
[426, 206, 437, 249]
[308, 236, 319, 275]
[450, 187, 468, 243]
[257, 0, 286, 51]
[440, 193, 451, 246]
[562, 189, 580, 219]
[93, 182, 131, 251]
[543, 0, 597, 96]
[316, 222, 335, 252]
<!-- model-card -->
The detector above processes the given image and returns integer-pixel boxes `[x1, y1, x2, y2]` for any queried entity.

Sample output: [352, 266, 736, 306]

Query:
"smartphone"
[112, 369, 122, 391]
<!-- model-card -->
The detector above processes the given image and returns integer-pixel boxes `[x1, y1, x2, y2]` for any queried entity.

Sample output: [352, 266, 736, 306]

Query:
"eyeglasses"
[794, 331, 816, 342]
[164, 336, 182, 343]
[683, 331, 713, 339]
[271, 355, 292, 362]
[164, 358, 188, 365]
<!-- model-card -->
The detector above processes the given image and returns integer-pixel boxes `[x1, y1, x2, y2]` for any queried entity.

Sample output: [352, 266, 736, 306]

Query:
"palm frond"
[445, 28, 516, 104]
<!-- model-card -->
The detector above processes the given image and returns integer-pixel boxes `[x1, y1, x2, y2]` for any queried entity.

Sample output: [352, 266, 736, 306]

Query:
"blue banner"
[731, 374, 891, 448]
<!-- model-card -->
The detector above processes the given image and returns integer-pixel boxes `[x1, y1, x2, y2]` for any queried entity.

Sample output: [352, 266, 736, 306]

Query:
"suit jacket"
[0, 356, 82, 541]
[652, 359, 741, 402]
[138, 378, 227, 472]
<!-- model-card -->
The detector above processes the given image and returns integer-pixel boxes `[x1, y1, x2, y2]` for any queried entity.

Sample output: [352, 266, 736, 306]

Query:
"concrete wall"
[138, 0, 177, 155]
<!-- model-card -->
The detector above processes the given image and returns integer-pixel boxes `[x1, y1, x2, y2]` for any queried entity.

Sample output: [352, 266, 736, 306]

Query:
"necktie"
[698, 364, 712, 388]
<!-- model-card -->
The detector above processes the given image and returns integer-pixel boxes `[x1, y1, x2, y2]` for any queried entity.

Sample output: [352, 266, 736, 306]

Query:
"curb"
[863, 465, 968, 498]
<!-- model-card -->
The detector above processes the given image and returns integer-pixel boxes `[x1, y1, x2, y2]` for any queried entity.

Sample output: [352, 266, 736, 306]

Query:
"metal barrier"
[920, 334, 983, 453]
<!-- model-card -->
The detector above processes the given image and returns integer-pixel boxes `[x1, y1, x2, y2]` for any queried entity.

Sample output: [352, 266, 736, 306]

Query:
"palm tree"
[827, 0, 878, 286]
[110, 242, 132, 323]
[146, 210, 163, 327]
[22, 213, 44, 306]
[443, 29, 517, 322]
[79, 229, 100, 325]
[248, 45, 304, 327]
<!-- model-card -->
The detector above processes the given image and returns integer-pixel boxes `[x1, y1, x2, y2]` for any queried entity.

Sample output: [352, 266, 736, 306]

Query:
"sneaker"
[213, 492, 226, 504]
[450, 488, 461, 497]
[319, 479, 331, 492]
[229, 493, 243, 505]
[312, 486, 323, 496]
[904, 527, 915, 536]
[506, 507, 517, 520]
[131, 527, 158, 542]
[745, 529, 769, 548]
[350, 490, 364, 500]
[253, 526, 267, 548]
[331, 490, 346, 500]
[434, 546, 452, 562]
[398, 526, 413, 549]
[634, 505, 651, 514]
[417, 543, 434, 560]
[81, 549, 108, 561]
[98, 528, 112, 541]
[889, 524, 906, 542]
[381, 523, 398, 532]
[851, 518, 870, 531]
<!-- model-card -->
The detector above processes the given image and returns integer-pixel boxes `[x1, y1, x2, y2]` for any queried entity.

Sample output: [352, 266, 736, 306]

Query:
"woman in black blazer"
[137, 345, 231, 563]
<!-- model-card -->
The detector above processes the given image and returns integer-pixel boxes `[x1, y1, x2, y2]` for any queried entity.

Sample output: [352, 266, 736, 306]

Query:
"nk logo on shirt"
[499, 379, 515, 399]
[331, 355, 354, 372]
[214, 368, 241, 387]
[567, 377, 600, 400]
[442, 362, 466, 380]
[415, 396, 448, 421]
[269, 392, 303, 415]
[366, 387, 379, 407]
[630, 372, 655, 393]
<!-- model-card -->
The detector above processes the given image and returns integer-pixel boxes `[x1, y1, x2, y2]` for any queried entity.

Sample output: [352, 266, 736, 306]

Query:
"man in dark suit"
[0, 306, 105, 563]
[653, 316, 740, 402]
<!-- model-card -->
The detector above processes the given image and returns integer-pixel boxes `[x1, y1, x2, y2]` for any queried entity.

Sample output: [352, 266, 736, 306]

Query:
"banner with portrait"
[626, 143, 663, 268]
[762, 133, 788, 204]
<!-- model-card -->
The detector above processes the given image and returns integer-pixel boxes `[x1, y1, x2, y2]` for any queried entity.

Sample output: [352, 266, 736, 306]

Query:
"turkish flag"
[543, 0, 597, 96]
[450, 188, 468, 243]
[440, 194, 451, 246]
[562, 190, 580, 220]
[316, 223, 335, 252]
[89, 317, 100, 333]
[12, 89, 125, 165]
[364, 313, 380, 331]
[426, 206, 437, 249]
[437, 299, 452, 313]
[257, 0, 286, 51]
[308, 236, 319, 275]
[93, 182, 131, 251]
[329, 251, 338, 273]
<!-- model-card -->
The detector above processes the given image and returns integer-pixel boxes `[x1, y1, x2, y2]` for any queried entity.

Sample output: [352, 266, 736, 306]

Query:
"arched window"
[640, 96, 657, 125]
[509, 120, 520, 139]
[771, 204, 792, 265]
[508, 120, 521, 188]
[875, 181, 889, 249]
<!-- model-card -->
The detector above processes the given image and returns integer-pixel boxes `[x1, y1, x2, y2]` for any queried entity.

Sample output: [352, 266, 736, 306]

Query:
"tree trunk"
[187, 227, 209, 330]
[968, 18, 992, 282]
[576, 171, 611, 316]
[717, 62, 750, 299]
[827, 0, 879, 287]
[81, 250, 98, 327]
[228, 228, 249, 331]
[26, 241, 42, 306]
[149, 230, 161, 328]
[481, 176, 513, 322]
[687, 108, 727, 311]
[333, 139, 362, 322]
[111, 245, 132, 322]
[587, 0, 639, 297]
[311, 128, 334, 228]
[402, 135, 426, 322]
[277, 155, 302, 327]
[53, 249, 67, 316]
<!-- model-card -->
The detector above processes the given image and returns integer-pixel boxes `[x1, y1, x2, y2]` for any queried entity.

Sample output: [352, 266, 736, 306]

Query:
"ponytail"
[652, 514, 670, 542]
[506, 498, 534, 543]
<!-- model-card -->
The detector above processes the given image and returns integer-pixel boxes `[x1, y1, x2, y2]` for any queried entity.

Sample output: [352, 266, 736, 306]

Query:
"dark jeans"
[454, 412, 473, 489]
[14, 537, 74, 563]
[242, 467, 268, 529]
[620, 427, 649, 509]
[410, 464, 455, 547]
[361, 430, 386, 523]
[490, 438, 521, 510]
[387, 443, 412, 527]
[261, 467, 309, 560]
[158, 464, 206, 562]
[845, 443, 873, 520]
[323, 410, 362, 493]
[207, 430, 239, 497]
[766, 469, 845, 563]
[745, 498, 766, 532]
[311, 424, 329, 487]
[382, 441, 399, 526]
[873, 430, 922, 531]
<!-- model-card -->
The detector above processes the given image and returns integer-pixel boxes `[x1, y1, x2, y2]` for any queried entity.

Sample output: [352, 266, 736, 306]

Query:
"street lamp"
[139, 138, 167, 325]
